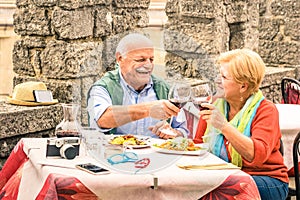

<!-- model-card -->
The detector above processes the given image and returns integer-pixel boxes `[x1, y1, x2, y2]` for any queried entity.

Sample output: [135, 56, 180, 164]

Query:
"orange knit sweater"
[194, 99, 288, 183]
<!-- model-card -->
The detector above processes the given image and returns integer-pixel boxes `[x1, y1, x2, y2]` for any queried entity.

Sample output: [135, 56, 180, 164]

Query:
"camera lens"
[60, 144, 77, 159]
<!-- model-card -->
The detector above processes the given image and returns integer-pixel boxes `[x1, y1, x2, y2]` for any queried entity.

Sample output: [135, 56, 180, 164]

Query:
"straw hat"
[7, 81, 58, 106]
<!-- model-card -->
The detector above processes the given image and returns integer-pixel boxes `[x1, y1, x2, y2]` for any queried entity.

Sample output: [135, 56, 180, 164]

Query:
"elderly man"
[87, 33, 188, 138]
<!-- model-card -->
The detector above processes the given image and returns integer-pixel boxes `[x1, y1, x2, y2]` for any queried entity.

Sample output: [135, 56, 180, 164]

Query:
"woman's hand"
[200, 103, 228, 131]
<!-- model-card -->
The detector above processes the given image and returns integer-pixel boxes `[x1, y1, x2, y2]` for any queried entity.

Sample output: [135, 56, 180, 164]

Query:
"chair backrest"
[281, 77, 300, 104]
[293, 131, 300, 199]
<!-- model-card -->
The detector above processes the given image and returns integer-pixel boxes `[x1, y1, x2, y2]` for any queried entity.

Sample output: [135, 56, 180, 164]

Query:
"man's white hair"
[115, 33, 154, 57]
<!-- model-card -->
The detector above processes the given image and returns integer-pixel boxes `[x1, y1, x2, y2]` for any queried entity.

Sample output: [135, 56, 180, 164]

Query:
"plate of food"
[109, 134, 150, 149]
[151, 137, 208, 155]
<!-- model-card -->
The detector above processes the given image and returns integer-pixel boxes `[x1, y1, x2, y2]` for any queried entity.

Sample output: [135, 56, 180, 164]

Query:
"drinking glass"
[168, 82, 191, 109]
[191, 83, 213, 111]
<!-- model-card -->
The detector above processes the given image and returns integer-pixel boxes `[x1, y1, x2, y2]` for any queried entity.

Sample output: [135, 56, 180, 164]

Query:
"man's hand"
[148, 120, 183, 139]
[148, 100, 180, 120]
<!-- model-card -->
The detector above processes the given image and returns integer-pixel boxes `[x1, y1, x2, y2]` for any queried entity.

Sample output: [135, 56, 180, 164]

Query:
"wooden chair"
[286, 131, 300, 200]
[281, 77, 300, 104]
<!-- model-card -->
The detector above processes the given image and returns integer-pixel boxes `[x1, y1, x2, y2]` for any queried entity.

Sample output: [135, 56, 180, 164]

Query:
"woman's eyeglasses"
[107, 152, 150, 174]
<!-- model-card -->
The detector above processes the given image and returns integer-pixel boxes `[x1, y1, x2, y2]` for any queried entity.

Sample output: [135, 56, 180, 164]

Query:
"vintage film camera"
[46, 137, 80, 159]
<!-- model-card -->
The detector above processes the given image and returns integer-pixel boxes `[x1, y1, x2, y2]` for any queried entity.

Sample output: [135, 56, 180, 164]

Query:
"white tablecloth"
[18, 138, 239, 200]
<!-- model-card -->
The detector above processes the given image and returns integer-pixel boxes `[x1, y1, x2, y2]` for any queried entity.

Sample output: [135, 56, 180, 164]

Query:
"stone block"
[47, 79, 82, 104]
[59, 0, 111, 9]
[137, 10, 149, 28]
[113, 0, 150, 8]
[112, 9, 148, 34]
[164, 19, 228, 55]
[12, 37, 48, 77]
[41, 40, 103, 79]
[284, 18, 300, 40]
[16, 0, 31, 7]
[34, 0, 57, 7]
[225, 1, 249, 23]
[270, 0, 300, 18]
[94, 8, 113, 37]
[165, 0, 180, 17]
[81, 76, 96, 108]
[165, 52, 219, 82]
[0, 102, 62, 139]
[52, 7, 94, 39]
[259, 40, 300, 66]
[12, 40, 36, 76]
[180, 0, 218, 19]
[21, 36, 47, 48]
[13, 7, 51, 36]
[259, 0, 267, 16]
[259, 18, 281, 40]
[165, 53, 188, 78]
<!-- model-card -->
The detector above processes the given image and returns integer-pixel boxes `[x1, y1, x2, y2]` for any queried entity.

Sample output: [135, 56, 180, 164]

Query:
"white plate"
[126, 144, 150, 149]
[151, 144, 207, 156]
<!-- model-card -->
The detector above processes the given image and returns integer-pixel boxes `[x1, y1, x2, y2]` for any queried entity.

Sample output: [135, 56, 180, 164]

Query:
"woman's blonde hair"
[216, 49, 265, 94]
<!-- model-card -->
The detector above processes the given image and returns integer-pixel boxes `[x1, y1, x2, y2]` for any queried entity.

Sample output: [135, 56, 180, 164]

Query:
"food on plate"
[153, 137, 201, 151]
[109, 134, 147, 146]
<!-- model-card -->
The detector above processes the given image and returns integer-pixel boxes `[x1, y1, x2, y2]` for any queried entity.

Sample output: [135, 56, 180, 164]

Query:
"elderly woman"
[198, 49, 288, 200]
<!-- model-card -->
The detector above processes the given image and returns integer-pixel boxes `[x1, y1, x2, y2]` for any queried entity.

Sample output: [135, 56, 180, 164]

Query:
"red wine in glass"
[192, 97, 211, 111]
[169, 98, 188, 109]
[168, 82, 191, 109]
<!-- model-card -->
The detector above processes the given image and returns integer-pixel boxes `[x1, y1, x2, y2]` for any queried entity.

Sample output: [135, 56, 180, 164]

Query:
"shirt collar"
[118, 69, 153, 94]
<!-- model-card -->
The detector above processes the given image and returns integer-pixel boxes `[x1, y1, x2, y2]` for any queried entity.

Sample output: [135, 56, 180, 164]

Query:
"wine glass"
[191, 83, 213, 111]
[156, 82, 191, 137]
[168, 82, 191, 109]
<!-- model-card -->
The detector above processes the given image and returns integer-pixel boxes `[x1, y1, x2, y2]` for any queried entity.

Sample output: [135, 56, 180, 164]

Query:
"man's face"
[117, 48, 154, 91]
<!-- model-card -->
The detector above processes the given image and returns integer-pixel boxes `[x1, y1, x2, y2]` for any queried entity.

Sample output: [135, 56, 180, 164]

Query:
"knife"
[177, 163, 240, 170]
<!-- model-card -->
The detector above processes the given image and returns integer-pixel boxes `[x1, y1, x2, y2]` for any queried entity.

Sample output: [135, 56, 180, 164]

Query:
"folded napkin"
[177, 163, 240, 170]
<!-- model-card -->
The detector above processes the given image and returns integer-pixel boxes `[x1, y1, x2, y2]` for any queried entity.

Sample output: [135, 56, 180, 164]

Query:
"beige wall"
[0, 2, 17, 96]
[0, 27, 17, 96]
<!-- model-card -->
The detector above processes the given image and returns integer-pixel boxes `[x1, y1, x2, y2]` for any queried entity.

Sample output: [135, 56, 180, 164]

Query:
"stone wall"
[12, 0, 151, 126]
[259, 0, 300, 69]
[164, 0, 300, 94]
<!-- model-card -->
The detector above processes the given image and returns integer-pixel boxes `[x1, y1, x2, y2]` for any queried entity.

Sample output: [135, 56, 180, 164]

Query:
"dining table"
[0, 135, 261, 200]
[275, 103, 300, 175]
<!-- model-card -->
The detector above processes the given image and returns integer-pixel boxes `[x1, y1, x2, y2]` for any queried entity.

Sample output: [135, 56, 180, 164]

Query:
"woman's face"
[214, 74, 224, 98]
[219, 63, 242, 102]
[117, 48, 154, 91]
